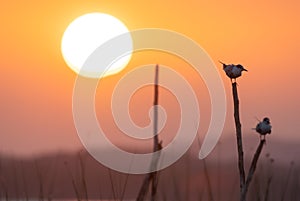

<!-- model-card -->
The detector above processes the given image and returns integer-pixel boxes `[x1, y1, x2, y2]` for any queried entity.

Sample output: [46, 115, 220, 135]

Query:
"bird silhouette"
[219, 61, 248, 83]
[254, 117, 272, 140]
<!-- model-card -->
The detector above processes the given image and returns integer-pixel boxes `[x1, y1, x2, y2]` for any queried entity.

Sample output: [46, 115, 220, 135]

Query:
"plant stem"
[264, 175, 272, 201]
[137, 174, 151, 201]
[280, 161, 294, 201]
[64, 161, 81, 201]
[203, 159, 214, 201]
[241, 139, 265, 201]
[137, 64, 161, 201]
[79, 152, 88, 201]
[108, 168, 117, 201]
[151, 64, 160, 201]
[232, 82, 246, 191]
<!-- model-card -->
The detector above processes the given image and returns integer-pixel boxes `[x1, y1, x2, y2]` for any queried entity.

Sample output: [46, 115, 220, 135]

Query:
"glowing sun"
[61, 13, 132, 78]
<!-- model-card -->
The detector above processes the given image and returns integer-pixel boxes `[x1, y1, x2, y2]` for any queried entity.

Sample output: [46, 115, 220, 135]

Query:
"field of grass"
[0, 140, 298, 201]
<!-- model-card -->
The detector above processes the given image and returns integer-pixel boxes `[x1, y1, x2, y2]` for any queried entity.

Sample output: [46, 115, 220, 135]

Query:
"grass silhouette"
[231, 80, 267, 201]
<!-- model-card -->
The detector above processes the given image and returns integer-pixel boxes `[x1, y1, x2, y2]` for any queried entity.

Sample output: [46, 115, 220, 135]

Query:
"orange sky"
[0, 1, 300, 157]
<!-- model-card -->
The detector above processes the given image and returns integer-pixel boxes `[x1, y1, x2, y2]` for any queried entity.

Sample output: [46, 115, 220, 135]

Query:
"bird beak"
[218, 61, 225, 65]
[243, 68, 248, 72]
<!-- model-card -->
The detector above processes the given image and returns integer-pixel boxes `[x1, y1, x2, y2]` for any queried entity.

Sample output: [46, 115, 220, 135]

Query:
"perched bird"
[219, 61, 248, 83]
[254, 117, 272, 140]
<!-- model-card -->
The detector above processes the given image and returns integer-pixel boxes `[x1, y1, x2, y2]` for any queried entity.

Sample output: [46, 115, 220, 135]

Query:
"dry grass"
[231, 82, 267, 201]
[0, 67, 297, 201]
[0, 151, 298, 200]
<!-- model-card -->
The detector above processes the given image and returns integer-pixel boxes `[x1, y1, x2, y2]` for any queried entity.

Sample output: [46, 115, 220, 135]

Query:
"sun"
[61, 13, 132, 78]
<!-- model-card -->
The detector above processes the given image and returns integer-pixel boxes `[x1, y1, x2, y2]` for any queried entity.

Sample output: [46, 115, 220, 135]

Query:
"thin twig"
[151, 64, 160, 201]
[232, 82, 246, 192]
[241, 139, 265, 201]
[137, 174, 152, 201]
[108, 168, 117, 201]
[35, 160, 44, 201]
[264, 159, 274, 201]
[64, 161, 81, 201]
[203, 159, 214, 201]
[78, 152, 88, 201]
[153, 64, 160, 155]
[151, 173, 158, 201]
[264, 175, 272, 201]
[120, 173, 130, 201]
[137, 64, 162, 201]
[120, 156, 134, 201]
[47, 155, 59, 201]
[280, 161, 294, 201]
[20, 161, 29, 201]
[0, 159, 9, 201]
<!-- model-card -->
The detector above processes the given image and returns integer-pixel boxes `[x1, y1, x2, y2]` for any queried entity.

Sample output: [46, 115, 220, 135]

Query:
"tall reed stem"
[151, 64, 160, 201]
[137, 64, 161, 201]
[232, 82, 246, 191]
[232, 82, 266, 201]
[241, 139, 265, 201]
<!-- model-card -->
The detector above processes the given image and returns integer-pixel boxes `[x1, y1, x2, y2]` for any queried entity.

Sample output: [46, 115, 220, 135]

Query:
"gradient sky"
[1, 1, 300, 157]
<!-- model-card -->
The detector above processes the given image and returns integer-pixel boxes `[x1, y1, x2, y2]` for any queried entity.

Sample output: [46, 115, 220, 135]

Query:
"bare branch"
[241, 139, 265, 201]
[137, 64, 162, 201]
[232, 82, 246, 190]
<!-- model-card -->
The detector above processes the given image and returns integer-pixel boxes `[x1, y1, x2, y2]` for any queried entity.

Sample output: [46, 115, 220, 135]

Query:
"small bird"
[219, 61, 248, 83]
[254, 117, 272, 140]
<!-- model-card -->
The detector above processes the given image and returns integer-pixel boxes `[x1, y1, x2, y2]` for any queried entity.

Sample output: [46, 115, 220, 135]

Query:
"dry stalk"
[232, 82, 246, 190]
[232, 82, 266, 201]
[241, 139, 265, 201]
[64, 161, 81, 201]
[137, 64, 162, 201]
[203, 159, 214, 201]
